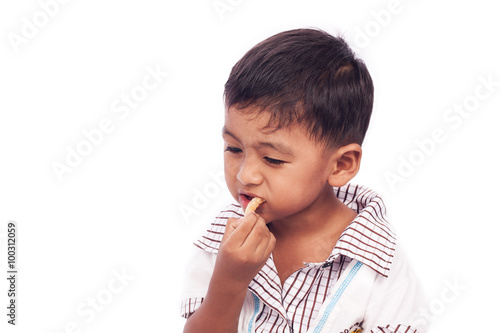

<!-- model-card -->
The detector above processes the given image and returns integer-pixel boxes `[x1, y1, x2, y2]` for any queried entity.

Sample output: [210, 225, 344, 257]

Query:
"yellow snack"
[244, 197, 265, 216]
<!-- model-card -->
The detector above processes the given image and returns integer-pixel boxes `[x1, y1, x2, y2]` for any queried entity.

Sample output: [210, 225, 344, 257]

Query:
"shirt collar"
[309, 184, 396, 277]
[195, 183, 396, 277]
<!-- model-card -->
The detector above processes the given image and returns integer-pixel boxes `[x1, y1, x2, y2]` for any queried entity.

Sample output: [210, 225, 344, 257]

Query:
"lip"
[238, 190, 264, 211]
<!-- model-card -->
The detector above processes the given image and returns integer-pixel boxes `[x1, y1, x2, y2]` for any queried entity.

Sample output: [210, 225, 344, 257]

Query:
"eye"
[264, 157, 285, 166]
[225, 146, 242, 154]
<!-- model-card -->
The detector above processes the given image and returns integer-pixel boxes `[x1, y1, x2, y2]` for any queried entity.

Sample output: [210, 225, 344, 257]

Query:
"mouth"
[242, 193, 254, 201]
[238, 192, 263, 211]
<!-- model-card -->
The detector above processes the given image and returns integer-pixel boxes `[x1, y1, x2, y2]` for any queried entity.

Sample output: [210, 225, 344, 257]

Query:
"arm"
[183, 212, 275, 333]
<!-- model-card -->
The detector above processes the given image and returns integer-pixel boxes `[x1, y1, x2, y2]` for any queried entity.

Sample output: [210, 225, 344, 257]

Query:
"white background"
[1, 0, 499, 332]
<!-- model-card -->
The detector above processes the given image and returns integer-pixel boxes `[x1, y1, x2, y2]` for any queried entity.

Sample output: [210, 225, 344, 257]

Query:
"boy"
[181, 28, 425, 332]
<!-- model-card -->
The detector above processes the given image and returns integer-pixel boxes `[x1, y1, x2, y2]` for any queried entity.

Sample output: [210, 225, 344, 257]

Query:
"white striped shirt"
[181, 184, 422, 333]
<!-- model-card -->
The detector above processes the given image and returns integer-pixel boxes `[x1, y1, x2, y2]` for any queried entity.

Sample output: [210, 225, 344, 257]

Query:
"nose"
[236, 156, 263, 186]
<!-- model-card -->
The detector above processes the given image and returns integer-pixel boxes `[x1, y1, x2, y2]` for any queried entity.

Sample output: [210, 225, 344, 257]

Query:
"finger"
[249, 223, 275, 262]
[240, 214, 271, 249]
[221, 217, 241, 243]
[227, 212, 259, 246]
[263, 231, 276, 256]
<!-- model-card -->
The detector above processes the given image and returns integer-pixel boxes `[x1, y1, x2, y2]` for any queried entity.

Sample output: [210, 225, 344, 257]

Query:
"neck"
[268, 186, 357, 242]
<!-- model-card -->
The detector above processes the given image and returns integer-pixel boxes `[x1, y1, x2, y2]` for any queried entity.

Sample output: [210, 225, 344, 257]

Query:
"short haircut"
[224, 28, 374, 149]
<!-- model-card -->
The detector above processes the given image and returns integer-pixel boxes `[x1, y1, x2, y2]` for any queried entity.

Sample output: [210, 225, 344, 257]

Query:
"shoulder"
[371, 243, 423, 296]
[363, 243, 428, 332]
[194, 203, 244, 253]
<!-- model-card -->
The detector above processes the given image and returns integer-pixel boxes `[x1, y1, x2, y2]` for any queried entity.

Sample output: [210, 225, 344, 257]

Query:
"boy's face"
[223, 106, 335, 223]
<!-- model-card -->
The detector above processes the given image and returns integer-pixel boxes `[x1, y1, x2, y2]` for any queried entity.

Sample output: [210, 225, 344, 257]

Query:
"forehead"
[224, 106, 298, 139]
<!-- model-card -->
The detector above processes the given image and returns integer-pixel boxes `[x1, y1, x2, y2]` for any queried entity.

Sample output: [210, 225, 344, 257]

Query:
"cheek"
[269, 172, 325, 211]
[279, 183, 320, 206]
[271, 161, 329, 203]
[224, 158, 239, 198]
[224, 156, 238, 179]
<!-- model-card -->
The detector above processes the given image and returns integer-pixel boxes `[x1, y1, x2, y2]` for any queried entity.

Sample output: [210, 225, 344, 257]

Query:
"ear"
[327, 143, 362, 187]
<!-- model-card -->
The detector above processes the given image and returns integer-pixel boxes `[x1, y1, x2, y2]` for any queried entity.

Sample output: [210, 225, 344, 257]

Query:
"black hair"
[224, 28, 374, 149]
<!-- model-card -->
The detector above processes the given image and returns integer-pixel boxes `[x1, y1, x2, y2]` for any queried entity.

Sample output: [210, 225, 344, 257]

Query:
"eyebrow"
[222, 127, 295, 157]
[257, 141, 295, 157]
[222, 127, 239, 141]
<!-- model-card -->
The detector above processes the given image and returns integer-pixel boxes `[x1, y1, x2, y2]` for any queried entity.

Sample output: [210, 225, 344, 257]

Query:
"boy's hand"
[214, 212, 276, 289]
[184, 212, 274, 333]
